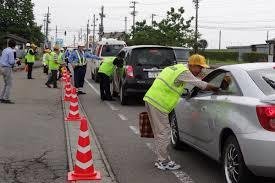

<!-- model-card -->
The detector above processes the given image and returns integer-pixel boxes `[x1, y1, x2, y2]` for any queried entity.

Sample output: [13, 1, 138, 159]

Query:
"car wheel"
[169, 111, 181, 149]
[120, 85, 128, 105]
[223, 135, 254, 183]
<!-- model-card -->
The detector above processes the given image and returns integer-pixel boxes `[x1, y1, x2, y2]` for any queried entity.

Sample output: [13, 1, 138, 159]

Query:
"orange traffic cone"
[62, 70, 68, 82]
[64, 81, 71, 102]
[65, 87, 82, 121]
[68, 117, 101, 181]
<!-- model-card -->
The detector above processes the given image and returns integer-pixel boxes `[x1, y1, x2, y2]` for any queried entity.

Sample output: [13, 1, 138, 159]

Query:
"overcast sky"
[32, 0, 275, 49]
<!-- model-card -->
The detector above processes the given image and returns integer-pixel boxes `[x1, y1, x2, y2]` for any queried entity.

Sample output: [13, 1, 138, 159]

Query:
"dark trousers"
[99, 73, 112, 100]
[65, 59, 71, 73]
[27, 63, 34, 79]
[73, 66, 86, 88]
[46, 70, 58, 88]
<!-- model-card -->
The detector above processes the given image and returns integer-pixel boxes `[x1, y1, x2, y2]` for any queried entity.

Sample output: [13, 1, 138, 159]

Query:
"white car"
[90, 39, 126, 82]
[170, 63, 275, 183]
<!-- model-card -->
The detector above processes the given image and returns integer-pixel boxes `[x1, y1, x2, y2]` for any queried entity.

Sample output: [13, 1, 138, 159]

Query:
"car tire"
[222, 135, 254, 183]
[169, 111, 182, 149]
[120, 85, 128, 105]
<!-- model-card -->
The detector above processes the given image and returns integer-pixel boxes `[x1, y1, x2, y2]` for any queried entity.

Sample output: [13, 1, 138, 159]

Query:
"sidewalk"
[0, 67, 115, 182]
[0, 68, 67, 182]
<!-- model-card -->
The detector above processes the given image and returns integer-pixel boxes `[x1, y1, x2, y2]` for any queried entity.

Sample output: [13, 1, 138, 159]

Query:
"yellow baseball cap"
[188, 54, 209, 68]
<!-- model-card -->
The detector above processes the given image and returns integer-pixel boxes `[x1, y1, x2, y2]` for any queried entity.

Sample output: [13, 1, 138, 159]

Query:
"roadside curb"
[61, 81, 117, 183]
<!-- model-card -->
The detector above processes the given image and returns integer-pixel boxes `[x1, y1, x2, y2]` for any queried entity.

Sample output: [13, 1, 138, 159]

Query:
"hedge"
[242, 52, 268, 62]
[197, 51, 239, 61]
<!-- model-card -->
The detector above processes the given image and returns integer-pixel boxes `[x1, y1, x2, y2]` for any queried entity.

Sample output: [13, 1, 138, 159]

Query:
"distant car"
[112, 45, 177, 105]
[172, 47, 190, 64]
[90, 39, 126, 82]
[170, 63, 275, 183]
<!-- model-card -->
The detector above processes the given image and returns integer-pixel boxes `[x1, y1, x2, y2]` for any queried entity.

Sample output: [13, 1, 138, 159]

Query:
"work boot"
[77, 91, 86, 95]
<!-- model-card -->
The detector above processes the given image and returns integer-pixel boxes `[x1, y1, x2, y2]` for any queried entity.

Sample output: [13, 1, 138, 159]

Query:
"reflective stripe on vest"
[76, 51, 86, 66]
[98, 57, 115, 77]
[143, 64, 188, 114]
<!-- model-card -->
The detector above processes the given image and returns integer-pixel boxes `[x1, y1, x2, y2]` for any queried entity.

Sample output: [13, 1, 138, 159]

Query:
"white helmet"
[26, 43, 31, 47]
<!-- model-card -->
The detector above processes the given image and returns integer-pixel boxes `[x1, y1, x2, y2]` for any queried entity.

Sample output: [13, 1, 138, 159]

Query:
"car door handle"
[201, 106, 207, 112]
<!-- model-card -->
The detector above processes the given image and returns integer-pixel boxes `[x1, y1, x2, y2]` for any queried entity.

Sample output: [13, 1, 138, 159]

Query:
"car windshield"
[174, 49, 189, 61]
[248, 68, 275, 95]
[130, 48, 176, 66]
[101, 45, 124, 57]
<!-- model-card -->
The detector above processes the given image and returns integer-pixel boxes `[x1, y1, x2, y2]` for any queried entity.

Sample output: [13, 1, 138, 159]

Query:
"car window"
[190, 70, 242, 97]
[248, 68, 275, 96]
[130, 48, 176, 66]
[101, 45, 124, 57]
[174, 49, 189, 61]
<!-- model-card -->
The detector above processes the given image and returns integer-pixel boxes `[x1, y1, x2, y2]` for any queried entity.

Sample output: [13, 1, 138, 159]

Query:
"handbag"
[139, 112, 154, 138]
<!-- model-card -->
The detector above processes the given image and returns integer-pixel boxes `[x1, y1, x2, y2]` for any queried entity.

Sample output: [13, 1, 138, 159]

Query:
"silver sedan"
[170, 63, 275, 183]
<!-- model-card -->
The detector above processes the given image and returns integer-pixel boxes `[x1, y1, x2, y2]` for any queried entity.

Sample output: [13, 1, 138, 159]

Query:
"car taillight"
[126, 65, 134, 78]
[256, 105, 275, 132]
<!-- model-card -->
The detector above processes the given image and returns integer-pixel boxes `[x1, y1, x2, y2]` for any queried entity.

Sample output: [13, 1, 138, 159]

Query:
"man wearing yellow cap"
[143, 54, 219, 171]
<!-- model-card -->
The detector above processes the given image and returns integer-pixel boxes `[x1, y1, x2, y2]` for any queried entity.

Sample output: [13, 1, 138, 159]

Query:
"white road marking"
[106, 102, 119, 111]
[118, 114, 128, 121]
[85, 79, 100, 96]
[129, 126, 140, 135]
[146, 142, 195, 183]
[85, 79, 119, 111]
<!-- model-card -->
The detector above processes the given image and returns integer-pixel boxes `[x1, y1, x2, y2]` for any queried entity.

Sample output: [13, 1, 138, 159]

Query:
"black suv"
[111, 45, 177, 105]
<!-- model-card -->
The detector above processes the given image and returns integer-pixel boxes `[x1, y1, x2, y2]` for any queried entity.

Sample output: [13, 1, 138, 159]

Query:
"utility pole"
[267, 30, 270, 41]
[55, 25, 57, 44]
[92, 14, 97, 53]
[124, 17, 128, 33]
[194, 0, 199, 53]
[99, 6, 105, 41]
[151, 13, 156, 26]
[45, 7, 50, 45]
[86, 19, 90, 48]
[219, 30, 222, 50]
[80, 28, 83, 42]
[130, 1, 137, 33]
[73, 35, 76, 47]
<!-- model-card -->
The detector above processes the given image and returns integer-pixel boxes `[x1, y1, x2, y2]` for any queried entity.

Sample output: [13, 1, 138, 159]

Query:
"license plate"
[148, 72, 159, 78]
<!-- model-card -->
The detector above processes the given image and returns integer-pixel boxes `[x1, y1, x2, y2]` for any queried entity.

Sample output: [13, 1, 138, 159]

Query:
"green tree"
[0, 0, 44, 44]
[127, 7, 196, 47]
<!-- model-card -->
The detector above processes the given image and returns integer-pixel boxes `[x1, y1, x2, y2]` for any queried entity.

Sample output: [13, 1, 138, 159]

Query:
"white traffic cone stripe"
[65, 88, 71, 91]
[71, 95, 77, 99]
[70, 102, 78, 107]
[69, 110, 79, 116]
[65, 94, 71, 97]
[77, 145, 91, 154]
[75, 159, 93, 170]
[79, 130, 89, 138]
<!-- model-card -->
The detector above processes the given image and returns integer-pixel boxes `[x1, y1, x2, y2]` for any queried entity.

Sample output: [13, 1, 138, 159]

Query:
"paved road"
[0, 69, 67, 182]
[78, 64, 275, 183]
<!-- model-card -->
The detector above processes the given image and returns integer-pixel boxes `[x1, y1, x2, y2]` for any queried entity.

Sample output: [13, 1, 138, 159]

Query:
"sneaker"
[45, 83, 51, 88]
[154, 160, 181, 170]
[1, 100, 15, 104]
[166, 161, 181, 170]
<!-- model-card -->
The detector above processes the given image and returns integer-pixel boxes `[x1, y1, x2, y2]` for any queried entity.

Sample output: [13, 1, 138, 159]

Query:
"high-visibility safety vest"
[25, 49, 36, 63]
[58, 52, 64, 64]
[98, 57, 116, 77]
[143, 64, 188, 114]
[48, 52, 61, 70]
[76, 50, 87, 66]
[42, 53, 50, 66]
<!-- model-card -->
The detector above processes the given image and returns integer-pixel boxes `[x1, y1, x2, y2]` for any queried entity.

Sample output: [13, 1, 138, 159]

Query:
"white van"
[91, 38, 126, 82]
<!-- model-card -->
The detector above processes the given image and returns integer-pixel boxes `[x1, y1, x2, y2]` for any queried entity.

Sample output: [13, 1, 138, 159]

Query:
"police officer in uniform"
[69, 43, 102, 94]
